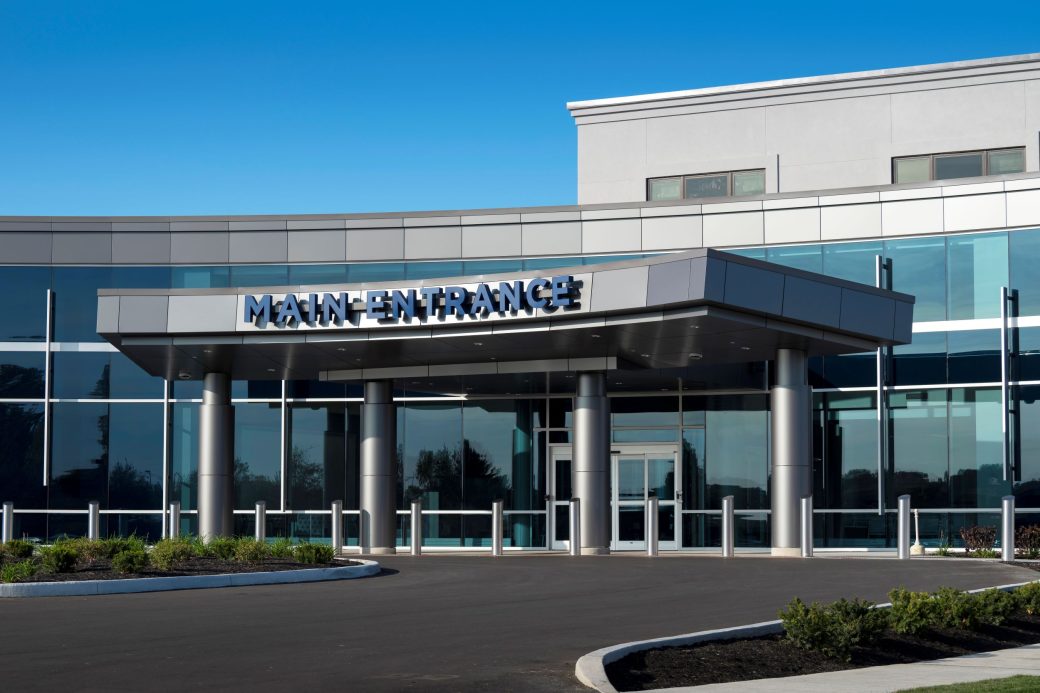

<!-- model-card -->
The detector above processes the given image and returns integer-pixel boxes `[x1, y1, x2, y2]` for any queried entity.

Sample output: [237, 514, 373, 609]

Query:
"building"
[2, 53, 1040, 553]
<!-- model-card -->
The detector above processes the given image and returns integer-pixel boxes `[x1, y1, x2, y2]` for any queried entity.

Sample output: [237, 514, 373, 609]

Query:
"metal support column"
[410, 499, 422, 556]
[168, 501, 181, 539]
[255, 501, 266, 542]
[721, 496, 734, 558]
[646, 496, 659, 557]
[771, 349, 812, 556]
[573, 372, 610, 555]
[331, 500, 343, 556]
[568, 498, 581, 556]
[1002, 495, 1015, 562]
[492, 500, 504, 557]
[360, 380, 397, 554]
[897, 495, 911, 560]
[800, 496, 813, 558]
[199, 372, 234, 541]
[2, 502, 13, 543]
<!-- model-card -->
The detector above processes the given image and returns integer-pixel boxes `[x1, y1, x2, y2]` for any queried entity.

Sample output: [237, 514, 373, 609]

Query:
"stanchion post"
[492, 499, 504, 557]
[254, 501, 266, 543]
[800, 495, 813, 558]
[721, 495, 735, 558]
[646, 496, 659, 557]
[87, 500, 100, 541]
[331, 500, 343, 556]
[1002, 495, 1015, 562]
[569, 498, 581, 556]
[897, 494, 911, 560]
[2, 502, 13, 544]
[169, 501, 181, 539]
[410, 499, 422, 556]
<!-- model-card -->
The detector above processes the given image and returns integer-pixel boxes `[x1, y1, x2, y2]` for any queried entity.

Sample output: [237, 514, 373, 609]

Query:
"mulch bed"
[606, 614, 1040, 691]
[19, 557, 358, 583]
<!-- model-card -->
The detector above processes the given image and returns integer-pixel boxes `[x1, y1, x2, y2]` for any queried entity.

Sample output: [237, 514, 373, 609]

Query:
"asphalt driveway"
[0, 554, 1035, 692]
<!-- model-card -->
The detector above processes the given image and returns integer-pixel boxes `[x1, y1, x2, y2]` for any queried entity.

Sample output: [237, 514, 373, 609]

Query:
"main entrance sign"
[239, 275, 580, 331]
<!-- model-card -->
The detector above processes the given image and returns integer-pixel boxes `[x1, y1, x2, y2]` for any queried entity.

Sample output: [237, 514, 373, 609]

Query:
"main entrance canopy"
[96, 249, 913, 382]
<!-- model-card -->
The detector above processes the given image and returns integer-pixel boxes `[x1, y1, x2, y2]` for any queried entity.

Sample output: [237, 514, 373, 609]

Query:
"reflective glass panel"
[814, 393, 877, 509]
[705, 404, 768, 509]
[987, 148, 1025, 175]
[613, 429, 678, 442]
[822, 241, 882, 285]
[648, 457, 675, 499]
[617, 506, 644, 541]
[947, 330, 1000, 384]
[727, 247, 766, 260]
[611, 396, 679, 427]
[347, 263, 406, 283]
[684, 174, 728, 199]
[171, 266, 230, 289]
[406, 262, 464, 280]
[681, 428, 705, 509]
[947, 232, 1007, 320]
[111, 266, 171, 289]
[463, 400, 543, 511]
[399, 402, 462, 509]
[1017, 328, 1040, 381]
[935, 153, 983, 180]
[53, 267, 112, 342]
[885, 237, 946, 321]
[524, 257, 582, 271]
[1015, 386, 1040, 507]
[732, 170, 765, 197]
[948, 388, 1007, 508]
[649, 177, 681, 201]
[1009, 228, 1040, 316]
[820, 352, 876, 388]
[50, 403, 108, 508]
[617, 458, 644, 500]
[0, 352, 45, 399]
[462, 260, 523, 276]
[0, 267, 49, 341]
[170, 403, 198, 509]
[234, 403, 281, 509]
[893, 157, 930, 183]
[288, 264, 349, 285]
[53, 352, 110, 399]
[888, 389, 949, 507]
[0, 404, 45, 507]
[288, 402, 358, 510]
[892, 332, 947, 386]
[231, 265, 289, 288]
[766, 245, 822, 273]
[108, 403, 163, 509]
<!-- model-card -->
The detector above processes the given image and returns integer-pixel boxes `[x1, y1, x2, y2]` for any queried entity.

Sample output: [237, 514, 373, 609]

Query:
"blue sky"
[1, 1, 1038, 216]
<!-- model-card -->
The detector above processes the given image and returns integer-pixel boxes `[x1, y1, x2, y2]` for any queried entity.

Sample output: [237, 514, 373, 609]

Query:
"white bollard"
[255, 501, 266, 543]
[331, 500, 343, 556]
[410, 500, 422, 556]
[492, 500, 504, 557]
[2, 502, 13, 544]
[169, 501, 181, 539]
[646, 496, 659, 557]
[721, 495, 735, 558]
[1002, 495, 1015, 562]
[800, 495, 813, 558]
[897, 495, 911, 560]
[87, 501, 100, 541]
[569, 498, 581, 556]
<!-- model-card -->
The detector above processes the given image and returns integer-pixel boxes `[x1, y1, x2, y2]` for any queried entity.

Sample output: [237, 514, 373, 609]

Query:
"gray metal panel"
[170, 232, 230, 263]
[111, 222, 170, 232]
[167, 295, 238, 333]
[287, 230, 347, 262]
[52, 232, 112, 263]
[0, 221, 49, 231]
[403, 216, 460, 227]
[228, 231, 289, 263]
[344, 218, 403, 229]
[346, 228, 404, 260]
[696, 256, 728, 301]
[460, 213, 521, 225]
[112, 233, 172, 263]
[461, 224, 522, 258]
[893, 300, 915, 343]
[118, 296, 170, 333]
[0, 232, 51, 263]
[781, 276, 842, 327]
[170, 221, 229, 231]
[647, 259, 692, 306]
[286, 219, 346, 230]
[228, 220, 288, 231]
[722, 261, 784, 314]
[96, 296, 120, 334]
[589, 266, 649, 312]
[404, 226, 462, 259]
[52, 222, 111, 231]
[839, 288, 896, 339]
[521, 222, 581, 255]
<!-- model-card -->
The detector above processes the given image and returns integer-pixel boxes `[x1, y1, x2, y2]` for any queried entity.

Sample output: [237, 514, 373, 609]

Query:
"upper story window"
[648, 169, 766, 201]
[893, 147, 1025, 184]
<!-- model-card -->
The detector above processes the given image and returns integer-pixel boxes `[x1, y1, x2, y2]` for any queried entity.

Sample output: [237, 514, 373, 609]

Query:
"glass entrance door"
[612, 446, 679, 551]
[549, 447, 572, 551]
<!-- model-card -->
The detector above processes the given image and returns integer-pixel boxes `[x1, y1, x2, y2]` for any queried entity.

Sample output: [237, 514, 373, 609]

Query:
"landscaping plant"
[0, 559, 38, 583]
[2, 539, 35, 561]
[39, 544, 79, 573]
[205, 536, 239, 560]
[778, 597, 886, 662]
[269, 537, 294, 558]
[1015, 581, 1040, 616]
[959, 525, 997, 555]
[976, 588, 1017, 626]
[932, 586, 982, 630]
[111, 548, 149, 574]
[888, 588, 935, 635]
[1017, 525, 1040, 559]
[294, 543, 335, 565]
[233, 539, 271, 563]
[150, 537, 197, 571]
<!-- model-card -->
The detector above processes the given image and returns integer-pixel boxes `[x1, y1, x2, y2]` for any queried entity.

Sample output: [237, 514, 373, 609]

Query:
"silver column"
[771, 349, 812, 556]
[255, 501, 266, 542]
[410, 499, 422, 556]
[331, 500, 343, 556]
[88, 501, 100, 541]
[568, 498, 581, 556]
[646, 496, 659, 557]
[800, 495, 813, 558]
[721, 496, 734, 558]
[492, 500, 504, 557]
[198, 372, 234, 541]
[573, 372, 610, 555]
[1002, 495, 1015, 562]
[168, 501, 181, 539]
[2, 502, 13, 543]
[361, 380, 397, 554]
[897, 494, 911, 560]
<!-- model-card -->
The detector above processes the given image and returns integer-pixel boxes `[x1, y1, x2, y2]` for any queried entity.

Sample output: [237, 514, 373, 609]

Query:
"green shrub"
[959, 525, 997, 554]
[1016, 581, 1040, 616]
[2, 539, 35, 560]
[933, 587, 983, 630]
[976, 588, 1017, 626]
[39, 544, 79, 573]
[0, 559, 37, 583]
[111, 548, 149, 574]
[233, 539, 271, 563]
[205, 536, 239, 560]
[830, 598, 889, 646]
[779, 597, 884, 662]
[150, 538, 196, 571]
[269, 537, 293, 559]
[888, 588, 935, 635]
[294, 543, 335, 565]
[971, 548, 1000, 559]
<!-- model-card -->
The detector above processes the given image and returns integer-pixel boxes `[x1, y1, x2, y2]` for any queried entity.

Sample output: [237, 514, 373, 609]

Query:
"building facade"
[2, 53, 1040, 551]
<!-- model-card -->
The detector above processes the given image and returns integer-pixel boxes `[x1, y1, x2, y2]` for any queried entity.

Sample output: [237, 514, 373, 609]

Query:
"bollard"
[331, 500, 343, 556]
[169, 501, 181, 539]
[721, 495, 735, 558]
[646, 496, 659, 557]
[88, 500, 100, 541]
[255, 501, 266, 543]
[410, 499, 422, 556]
[569, 498, 581, 556]
[897, 495, 911, 560]
[492, 499, 504, 557]
[1002, 495, 1015, 562]
[2, 502, 13, 544]
[800, 495, 813, 558]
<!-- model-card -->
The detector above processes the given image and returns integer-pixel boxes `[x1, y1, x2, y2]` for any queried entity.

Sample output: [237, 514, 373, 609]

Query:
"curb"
[0, 559, 381, 598]
[574, 580, 1039, 693]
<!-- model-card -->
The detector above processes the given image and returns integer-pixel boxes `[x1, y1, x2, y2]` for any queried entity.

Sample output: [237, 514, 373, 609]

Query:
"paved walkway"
[0, 554, 1034, 692]
[676, 643, 1040, 692]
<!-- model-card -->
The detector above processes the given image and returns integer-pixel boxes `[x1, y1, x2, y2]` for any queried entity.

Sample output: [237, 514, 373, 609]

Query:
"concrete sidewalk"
[661, 643, 1040, 692]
